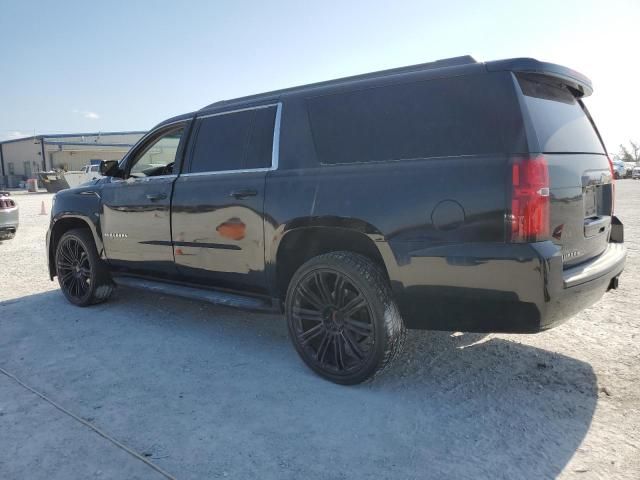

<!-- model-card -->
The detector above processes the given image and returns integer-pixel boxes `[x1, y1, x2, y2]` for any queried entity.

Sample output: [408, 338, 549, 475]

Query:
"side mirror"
[100, 160, 120, 176]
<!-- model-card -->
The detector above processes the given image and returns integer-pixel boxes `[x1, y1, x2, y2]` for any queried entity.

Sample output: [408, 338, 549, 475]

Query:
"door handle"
[146, 192, 167, 201]
[229, 189, 257, 199]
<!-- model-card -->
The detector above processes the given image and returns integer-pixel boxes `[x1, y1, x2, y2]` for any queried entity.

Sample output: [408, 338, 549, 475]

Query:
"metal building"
[0, 131, 145, 188]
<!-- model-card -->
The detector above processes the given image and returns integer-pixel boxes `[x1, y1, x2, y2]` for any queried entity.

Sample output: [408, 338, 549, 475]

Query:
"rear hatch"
[516, 73, 613, 267]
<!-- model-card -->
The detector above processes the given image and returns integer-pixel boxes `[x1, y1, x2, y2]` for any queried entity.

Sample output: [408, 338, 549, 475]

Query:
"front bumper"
[390, 219, 626, 332]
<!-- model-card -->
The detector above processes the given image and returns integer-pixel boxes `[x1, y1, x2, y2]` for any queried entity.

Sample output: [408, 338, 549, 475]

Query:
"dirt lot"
[1, 182, 638, 480]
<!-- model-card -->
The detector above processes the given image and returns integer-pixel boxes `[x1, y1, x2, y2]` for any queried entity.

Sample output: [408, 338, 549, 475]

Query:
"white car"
[632, 166, 640, 179]
[0, 191, 18, 240]
[63, 162, 104, 188]
[623, 162, 636, 178]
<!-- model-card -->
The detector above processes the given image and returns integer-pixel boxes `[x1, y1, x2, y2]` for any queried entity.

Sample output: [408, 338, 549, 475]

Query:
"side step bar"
[112, 276, 275, 312]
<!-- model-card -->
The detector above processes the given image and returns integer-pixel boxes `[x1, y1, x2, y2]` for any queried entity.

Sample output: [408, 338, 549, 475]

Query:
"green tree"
[619, 141, 639, 162]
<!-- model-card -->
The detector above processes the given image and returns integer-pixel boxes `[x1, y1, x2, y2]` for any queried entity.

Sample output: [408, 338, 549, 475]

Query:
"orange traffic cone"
[40, 201, 47, 215]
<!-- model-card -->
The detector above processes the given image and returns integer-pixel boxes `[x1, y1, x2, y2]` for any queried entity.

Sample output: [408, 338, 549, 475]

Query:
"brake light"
[510, 155, 550, 243]
[607, 156, 615, 214]
[0, 198, 16, 209]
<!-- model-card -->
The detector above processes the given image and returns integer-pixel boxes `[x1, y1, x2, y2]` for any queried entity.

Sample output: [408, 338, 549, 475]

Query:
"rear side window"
[189, 106, 276, 173]
[517, 74, 604, 154]
[245, 106, 277, 169]
[307, 74, 512, 165]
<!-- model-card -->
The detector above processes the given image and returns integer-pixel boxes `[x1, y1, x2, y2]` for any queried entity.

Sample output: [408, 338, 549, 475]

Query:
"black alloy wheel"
[55, 229, 113, 306]
[292, 269, 376, 374]
[57, 236, 92, 301]
[286, 252, 406, 384]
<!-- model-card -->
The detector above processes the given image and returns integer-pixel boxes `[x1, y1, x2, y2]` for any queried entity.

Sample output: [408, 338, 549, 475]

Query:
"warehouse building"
[0, 131, 145, 188]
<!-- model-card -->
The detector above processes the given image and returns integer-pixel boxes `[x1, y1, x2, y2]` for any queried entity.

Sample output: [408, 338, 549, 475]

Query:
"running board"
[112, 276, 275, 312]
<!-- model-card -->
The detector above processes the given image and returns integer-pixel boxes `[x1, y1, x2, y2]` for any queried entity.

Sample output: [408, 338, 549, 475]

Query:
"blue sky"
[1, 0, 638, 152]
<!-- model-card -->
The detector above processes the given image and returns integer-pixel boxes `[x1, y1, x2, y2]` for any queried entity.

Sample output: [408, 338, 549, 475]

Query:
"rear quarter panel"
[264, 154, 509, 290]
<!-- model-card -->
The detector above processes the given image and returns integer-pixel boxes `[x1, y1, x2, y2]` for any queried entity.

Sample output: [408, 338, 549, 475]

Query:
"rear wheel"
[285, 252, 406, 384]
[55, 229, 113, 306]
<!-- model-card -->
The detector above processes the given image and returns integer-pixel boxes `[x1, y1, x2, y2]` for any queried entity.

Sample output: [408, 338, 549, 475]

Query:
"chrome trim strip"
[197, 103, 279, 120]
[179, 102, 283, 177]
[122, 174, 178, 181]
[272, 102, 282, 171]
[180, 168, 270, 177]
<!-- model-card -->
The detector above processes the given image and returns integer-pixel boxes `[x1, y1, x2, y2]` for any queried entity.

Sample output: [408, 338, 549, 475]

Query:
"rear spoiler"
[485, 58, 593, 97]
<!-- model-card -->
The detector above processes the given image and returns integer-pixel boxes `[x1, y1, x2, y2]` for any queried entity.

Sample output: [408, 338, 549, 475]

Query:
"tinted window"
[245, 106, 277, 169]
[190, 110, 253, 173]
[517, 74, 604, 154]
[190, 106, 276, 173]
[307, 75, 509, 165]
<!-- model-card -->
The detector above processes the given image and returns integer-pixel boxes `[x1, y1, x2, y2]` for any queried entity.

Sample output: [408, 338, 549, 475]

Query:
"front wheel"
[55, 228, 113, 306]
[285, 252, 406, 385]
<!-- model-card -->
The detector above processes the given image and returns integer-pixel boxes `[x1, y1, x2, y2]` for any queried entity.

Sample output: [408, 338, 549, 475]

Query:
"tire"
[55, 228, 113, 306]
[285, 252, 406, 385]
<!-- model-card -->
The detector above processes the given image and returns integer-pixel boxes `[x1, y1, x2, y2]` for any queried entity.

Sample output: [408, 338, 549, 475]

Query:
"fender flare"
[47, 213, 104, 279]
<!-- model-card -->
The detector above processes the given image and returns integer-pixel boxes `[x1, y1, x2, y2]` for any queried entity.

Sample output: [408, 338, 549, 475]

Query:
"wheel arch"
[48, 214, 103, 279]
[272, 225, 392, 304]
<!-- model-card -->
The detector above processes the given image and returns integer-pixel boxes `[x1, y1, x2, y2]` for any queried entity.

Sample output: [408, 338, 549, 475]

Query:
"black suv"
[47, 56, 626, 384]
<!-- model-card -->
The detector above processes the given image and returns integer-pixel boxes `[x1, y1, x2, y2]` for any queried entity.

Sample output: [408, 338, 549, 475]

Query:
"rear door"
[516, 73, 613, 267]
[171, 104, 279, 293]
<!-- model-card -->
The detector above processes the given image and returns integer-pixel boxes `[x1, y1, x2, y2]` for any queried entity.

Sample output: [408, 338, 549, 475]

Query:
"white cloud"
[72, 109, 100, 120]
[0, 131, 30, 141]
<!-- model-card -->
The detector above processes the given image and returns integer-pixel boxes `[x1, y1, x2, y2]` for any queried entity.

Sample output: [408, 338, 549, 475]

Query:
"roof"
[200, 55, 480, 113]
[0, 130, 146, 145]
[198, 55, 593, 114]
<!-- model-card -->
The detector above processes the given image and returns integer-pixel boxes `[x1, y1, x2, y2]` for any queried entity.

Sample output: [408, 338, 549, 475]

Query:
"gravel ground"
[0, 183, 638, 479]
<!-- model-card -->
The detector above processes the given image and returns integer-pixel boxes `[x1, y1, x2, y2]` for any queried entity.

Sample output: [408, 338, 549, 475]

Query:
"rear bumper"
[539, 241, 626, 330]
[0, 207, 19, 232]
[389, 225, 626, 332]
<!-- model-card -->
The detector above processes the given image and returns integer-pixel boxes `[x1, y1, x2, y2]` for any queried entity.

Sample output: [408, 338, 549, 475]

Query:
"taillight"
[509, 155, 550, 243]
[607, 156, 615, 214]
[0, 198, 15, 209]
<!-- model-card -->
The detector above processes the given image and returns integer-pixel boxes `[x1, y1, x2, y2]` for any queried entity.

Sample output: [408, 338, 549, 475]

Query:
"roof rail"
[424, 55, 477, 68]
[201, 55, 477, 111]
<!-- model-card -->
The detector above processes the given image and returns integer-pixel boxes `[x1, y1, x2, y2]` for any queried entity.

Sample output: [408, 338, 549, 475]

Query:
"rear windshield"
[517, 74, 604, 154]
[307, 73, 522, 165]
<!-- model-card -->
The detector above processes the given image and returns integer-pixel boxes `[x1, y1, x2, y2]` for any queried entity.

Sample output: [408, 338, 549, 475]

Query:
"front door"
[100, 123, 188, 276]
[171, 104, 279, 293]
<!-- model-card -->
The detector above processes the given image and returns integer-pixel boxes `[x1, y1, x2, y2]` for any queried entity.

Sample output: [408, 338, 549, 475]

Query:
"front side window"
[189, 106, 276, 173]
[129, 126, 185, 178]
